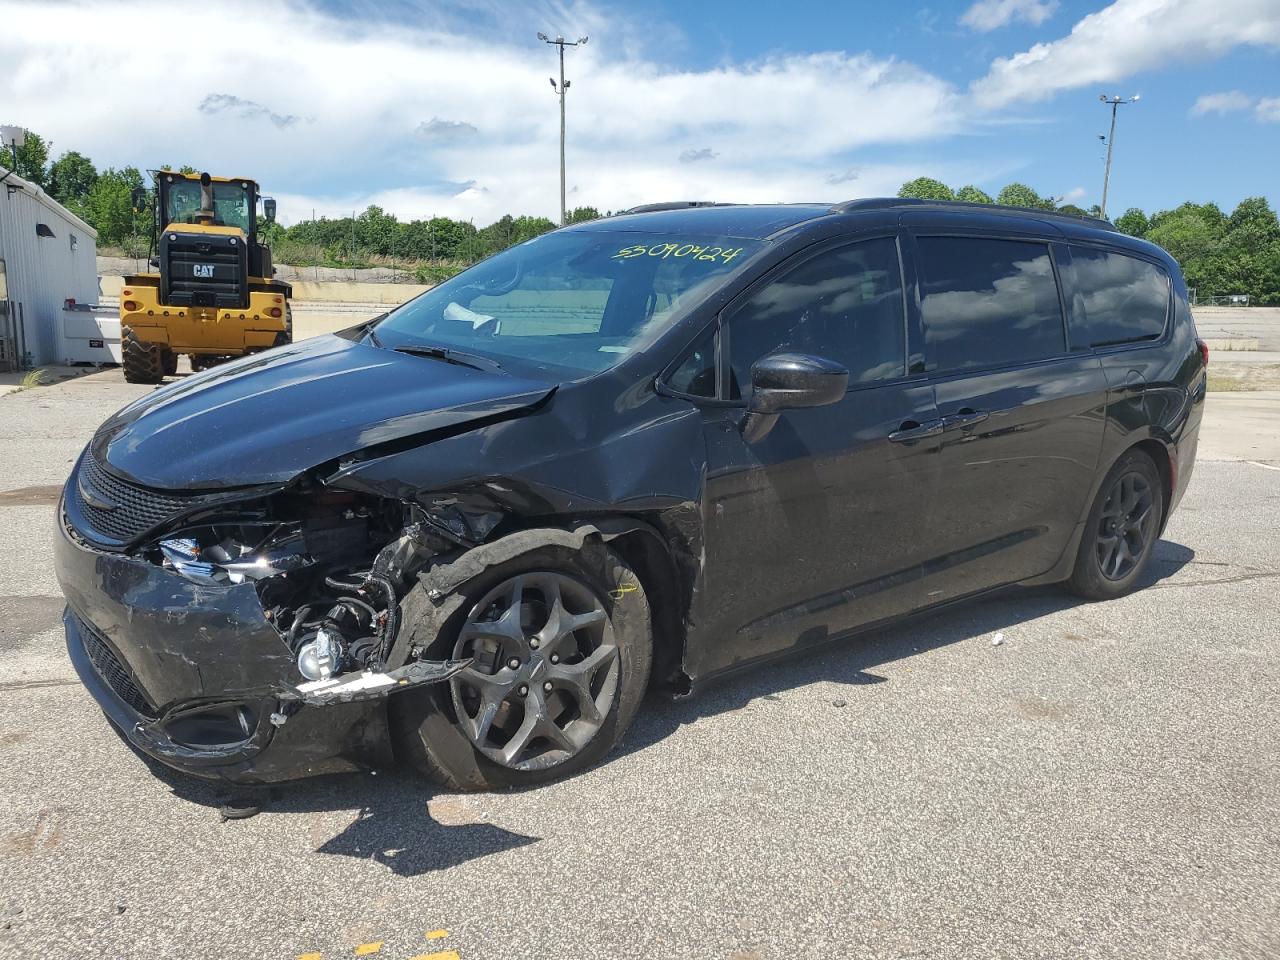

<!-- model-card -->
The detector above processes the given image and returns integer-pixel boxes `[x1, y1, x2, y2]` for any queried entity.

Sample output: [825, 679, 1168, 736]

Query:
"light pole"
[538, 32, 587, 226]
[1098, 94, 1139, 220]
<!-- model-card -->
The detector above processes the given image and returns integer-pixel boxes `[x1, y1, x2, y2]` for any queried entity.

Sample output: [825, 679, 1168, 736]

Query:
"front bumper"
[54, 505, 390, 783]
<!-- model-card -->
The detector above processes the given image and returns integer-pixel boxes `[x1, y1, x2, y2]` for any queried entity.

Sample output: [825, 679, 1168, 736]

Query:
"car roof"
[565, 203, 833, 240]
[564, 198, 1123, 243]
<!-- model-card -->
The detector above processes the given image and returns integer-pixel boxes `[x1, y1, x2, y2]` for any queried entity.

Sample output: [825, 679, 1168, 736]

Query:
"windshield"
[372, 230, 764, 379]
[165, 180, 253, 231]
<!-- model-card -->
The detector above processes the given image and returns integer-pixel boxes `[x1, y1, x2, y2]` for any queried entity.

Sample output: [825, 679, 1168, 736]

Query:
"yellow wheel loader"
[120, 171, 292, 383]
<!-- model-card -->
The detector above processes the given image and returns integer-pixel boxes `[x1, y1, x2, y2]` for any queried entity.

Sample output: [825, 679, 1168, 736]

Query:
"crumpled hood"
[93, 334, 555, 489]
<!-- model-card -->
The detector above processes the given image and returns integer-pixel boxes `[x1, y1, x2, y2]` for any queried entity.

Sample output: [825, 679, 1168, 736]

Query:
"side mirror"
[262, 197, 277, 224]
[742, 352, 849, 442]
[131, 186, 147, 212]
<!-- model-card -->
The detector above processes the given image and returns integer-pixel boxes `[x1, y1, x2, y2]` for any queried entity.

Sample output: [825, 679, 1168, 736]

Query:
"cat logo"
[193, 263, 215, 279]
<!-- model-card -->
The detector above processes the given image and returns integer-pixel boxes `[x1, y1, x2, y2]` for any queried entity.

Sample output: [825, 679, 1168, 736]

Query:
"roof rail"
[618, 201, 738, 215]
[828, 197, 1117, 231]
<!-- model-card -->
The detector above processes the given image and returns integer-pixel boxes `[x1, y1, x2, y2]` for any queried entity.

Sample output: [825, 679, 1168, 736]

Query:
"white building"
[0, 164, 100, 368]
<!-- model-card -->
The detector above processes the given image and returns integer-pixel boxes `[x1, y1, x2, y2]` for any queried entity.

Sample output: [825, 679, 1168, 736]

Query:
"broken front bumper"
[54, 505, 461, 783]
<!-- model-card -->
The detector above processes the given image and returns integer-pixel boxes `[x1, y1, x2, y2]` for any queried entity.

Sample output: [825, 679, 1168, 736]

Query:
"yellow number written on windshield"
[612, 242, 747, 264]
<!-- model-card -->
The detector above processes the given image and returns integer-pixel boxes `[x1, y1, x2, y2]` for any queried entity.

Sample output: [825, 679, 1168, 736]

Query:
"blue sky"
[2, 0, 1277, 224]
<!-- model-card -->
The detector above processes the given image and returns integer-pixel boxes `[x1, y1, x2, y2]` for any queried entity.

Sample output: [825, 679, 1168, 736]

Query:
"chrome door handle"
[888, 419, 944, 443]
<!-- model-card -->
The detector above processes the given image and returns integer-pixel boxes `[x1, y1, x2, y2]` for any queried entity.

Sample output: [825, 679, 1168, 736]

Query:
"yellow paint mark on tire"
[410, 951, 460, 960]
[424, 929, 449, 940]
[354, 943, 383, 956]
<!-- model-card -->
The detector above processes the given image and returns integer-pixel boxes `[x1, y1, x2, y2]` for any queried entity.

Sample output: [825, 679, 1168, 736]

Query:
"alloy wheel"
[450, 571, 619, 771]
[1095, 471, 1156, 581]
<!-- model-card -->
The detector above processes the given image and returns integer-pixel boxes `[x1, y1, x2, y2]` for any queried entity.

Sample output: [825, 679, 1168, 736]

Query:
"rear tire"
[121, 326, 164, 384]
[1067, 448, 1164, 601]
[161, 349, 178, 377]
[391, 543, 652, 791]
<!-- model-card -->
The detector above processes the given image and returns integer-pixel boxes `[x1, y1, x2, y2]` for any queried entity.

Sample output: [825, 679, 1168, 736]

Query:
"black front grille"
[76, 615, 158, 718]
[161, 231, 248, 309]
[73, 452, 204, 545]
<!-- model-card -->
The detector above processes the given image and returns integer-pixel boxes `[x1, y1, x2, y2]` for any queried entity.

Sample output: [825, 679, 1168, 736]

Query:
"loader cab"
[153, 172, 274, 308]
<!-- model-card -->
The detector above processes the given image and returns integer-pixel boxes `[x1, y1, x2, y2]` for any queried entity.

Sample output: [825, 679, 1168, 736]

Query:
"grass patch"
[10, 369, 47, 393]
[1206, 373, 1258, 392]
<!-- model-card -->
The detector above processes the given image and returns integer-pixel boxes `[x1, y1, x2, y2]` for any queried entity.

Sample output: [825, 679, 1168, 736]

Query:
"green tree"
[0, 130, 50, 187]
[355, 204, 401, 256]
[47, 151, 98, 219]
[1056, 203, 1090, 217]
[898, 177, 954, 201]
[566, 206, 601, 223]
[955, 185, 993, 204]
[1114, 207, 1149, 237]
[996, 183, 1053, 209]
[87, 166, 148, 251]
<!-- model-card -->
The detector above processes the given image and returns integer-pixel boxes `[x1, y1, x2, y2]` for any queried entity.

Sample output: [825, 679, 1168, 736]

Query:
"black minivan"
[56, 198, 1206, 789]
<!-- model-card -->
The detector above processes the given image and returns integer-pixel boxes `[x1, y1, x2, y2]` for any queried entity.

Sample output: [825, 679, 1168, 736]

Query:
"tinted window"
[727, 237, 906, 397]
[666, 328, 717, 398]
[1068, 247, 1169, 347]
[917, 237, 1065, 372]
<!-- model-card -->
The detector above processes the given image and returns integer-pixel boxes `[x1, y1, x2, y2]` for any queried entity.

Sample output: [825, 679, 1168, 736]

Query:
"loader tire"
[122, 327, 165, 384]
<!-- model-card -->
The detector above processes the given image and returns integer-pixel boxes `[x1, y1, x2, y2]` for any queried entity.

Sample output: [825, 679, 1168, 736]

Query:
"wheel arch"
[409, 515, 693, 694]
[1131, 437, 1174, 531]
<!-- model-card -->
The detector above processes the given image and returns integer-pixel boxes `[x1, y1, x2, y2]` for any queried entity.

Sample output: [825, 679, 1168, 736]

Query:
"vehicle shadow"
[123, 539, 1194, 877]
[615, 538, 1197, 761]
[128, 744, 539, 877]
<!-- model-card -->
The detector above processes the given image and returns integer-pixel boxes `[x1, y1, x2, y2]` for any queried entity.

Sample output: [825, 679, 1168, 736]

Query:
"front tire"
[392, 544, 652, 791]
[1066, 448, 1164, 600]
[121, 326, 164, 384]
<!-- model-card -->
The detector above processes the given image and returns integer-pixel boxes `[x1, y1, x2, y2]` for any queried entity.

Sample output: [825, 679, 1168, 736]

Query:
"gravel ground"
[0, 372, 1277, 960]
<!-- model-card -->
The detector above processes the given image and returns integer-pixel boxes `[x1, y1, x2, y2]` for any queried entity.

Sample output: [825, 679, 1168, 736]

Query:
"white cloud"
[971, 0, 1280, 108]
[960, 0, 1057, 32]
[1, 0, 1276, 227]
[1189, 91, 1280, 123]
[1191, 90, 1254, 115]
[0, 0, 965, 225]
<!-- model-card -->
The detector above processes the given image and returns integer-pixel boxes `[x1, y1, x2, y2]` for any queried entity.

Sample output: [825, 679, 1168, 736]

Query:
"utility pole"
[538, 32, 587, 226]
[1098, 94, 1139, 220]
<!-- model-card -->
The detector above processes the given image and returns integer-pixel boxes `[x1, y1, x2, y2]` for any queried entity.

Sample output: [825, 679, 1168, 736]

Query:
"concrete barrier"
[99, 274, 428, 306]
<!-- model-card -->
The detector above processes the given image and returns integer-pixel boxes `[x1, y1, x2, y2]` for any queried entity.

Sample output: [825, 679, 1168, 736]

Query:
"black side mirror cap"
[742, 352, 849, 443]
[748, 352, 849, 414]
[262, 198, 277, 224]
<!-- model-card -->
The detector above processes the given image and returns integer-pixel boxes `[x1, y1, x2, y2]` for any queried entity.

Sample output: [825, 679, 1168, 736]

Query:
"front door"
[688, 235, 942, 678]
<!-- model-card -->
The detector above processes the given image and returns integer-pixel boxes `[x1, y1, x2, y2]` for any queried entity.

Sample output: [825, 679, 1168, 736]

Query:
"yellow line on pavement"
[424, 930, 449, 940]
[410, 951, 460, 960]
[354, 943, 384, 956]
[297, 954, 322, 960]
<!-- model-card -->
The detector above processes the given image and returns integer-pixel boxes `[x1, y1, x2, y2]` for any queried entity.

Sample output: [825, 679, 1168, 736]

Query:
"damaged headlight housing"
[159, 530, 313, 584]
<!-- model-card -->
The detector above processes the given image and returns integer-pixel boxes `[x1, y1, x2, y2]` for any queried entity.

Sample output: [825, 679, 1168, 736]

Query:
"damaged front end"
[56, 450, 483, 781]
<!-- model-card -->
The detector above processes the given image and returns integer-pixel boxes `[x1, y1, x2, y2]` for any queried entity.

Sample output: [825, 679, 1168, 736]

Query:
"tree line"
[1, 130, 600, 282]
[897, 177, 1280, 304]
[4, 132, 1275, 301]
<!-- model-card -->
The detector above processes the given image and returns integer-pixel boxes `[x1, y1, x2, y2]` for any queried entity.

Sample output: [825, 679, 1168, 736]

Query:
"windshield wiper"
[393, 344, 503, 372]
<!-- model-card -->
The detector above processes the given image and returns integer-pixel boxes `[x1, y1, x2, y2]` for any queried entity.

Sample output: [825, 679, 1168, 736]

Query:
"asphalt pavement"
[0, 371, 1277, 960]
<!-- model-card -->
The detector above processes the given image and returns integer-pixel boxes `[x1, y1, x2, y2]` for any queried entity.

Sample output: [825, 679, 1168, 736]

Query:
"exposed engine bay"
[141, 486, 482, 704]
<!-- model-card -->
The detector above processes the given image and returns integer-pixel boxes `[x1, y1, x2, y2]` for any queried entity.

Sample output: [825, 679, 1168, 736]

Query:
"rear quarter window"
[1067, 247, 1170, 348]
